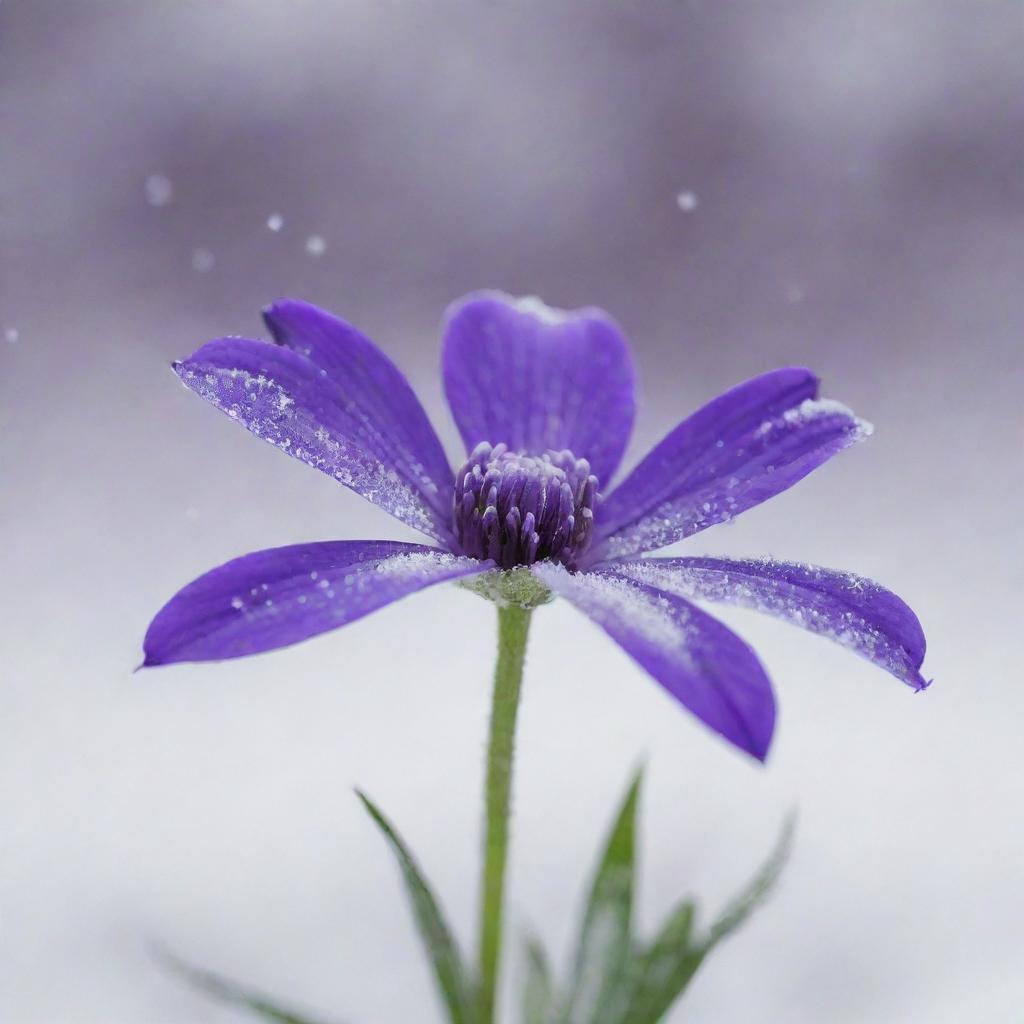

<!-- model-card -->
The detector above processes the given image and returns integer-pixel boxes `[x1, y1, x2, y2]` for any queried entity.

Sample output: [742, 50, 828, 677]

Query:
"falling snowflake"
[191, 248, 215, 273]
[145, 174, 173, 207]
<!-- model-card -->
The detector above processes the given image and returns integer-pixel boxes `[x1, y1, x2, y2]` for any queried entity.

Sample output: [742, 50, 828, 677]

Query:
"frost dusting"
[371, 549, 465, 580]
[533, 562, 776, 759]
[167, 543, 488, 665]
[611, 559, 924, 687]
[222, 547, 476, 624]
[176, 362, 446, 540]
[514, 295, 571, 325]
[534, 563, 695, 663]
[596, 395, 871, 561]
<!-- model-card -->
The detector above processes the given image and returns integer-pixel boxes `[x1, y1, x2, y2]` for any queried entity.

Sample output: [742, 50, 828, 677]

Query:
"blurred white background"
[1, 1, 1021, 1021]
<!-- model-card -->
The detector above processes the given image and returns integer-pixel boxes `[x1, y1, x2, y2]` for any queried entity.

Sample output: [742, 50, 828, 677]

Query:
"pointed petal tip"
[260, 298, 293, 342]
[170, 355, 201, 382]
[852, 415, 874, 441]
[730, 695, 775, 763]
[787, 364, 819, 381]
[260, 297, 294, 324]
[261, 297, 322, 344]
[769, 365, 820, 394]
[261, 295, 302, 312]
[715, 721, 772, 762]
[742, 727, 773, 763]
[138, 542, 484, 668]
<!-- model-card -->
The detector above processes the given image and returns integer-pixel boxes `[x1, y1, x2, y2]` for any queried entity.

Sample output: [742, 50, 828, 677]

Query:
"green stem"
[477, 602, 532, 1024]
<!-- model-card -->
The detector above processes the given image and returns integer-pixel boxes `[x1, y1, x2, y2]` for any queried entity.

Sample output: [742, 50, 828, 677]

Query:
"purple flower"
[143, 292, 928, 760]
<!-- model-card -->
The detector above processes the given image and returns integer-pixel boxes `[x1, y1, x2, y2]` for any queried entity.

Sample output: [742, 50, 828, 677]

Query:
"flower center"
[453, 443, 598, 570]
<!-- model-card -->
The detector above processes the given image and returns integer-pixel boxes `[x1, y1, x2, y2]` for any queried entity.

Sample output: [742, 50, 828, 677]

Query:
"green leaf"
[703, 811, 796, 952]
[356, 790, 476, 1024]
[158, 950, 339, 1024]
[560, 770, 642, 1024]
[522, 936, 555, 1024]
[616, 901, 700, 1024]
[617, 813, 796, 1024]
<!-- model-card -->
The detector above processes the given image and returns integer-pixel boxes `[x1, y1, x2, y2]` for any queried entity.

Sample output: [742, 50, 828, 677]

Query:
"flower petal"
[174, 338, 453, 543]
[442, 292, 636, 484]
[590, 368, 871, 562]
[142, 541, 488, 666]
[608, 557, 929, 690]
[262, 298, 454, 516]
[533, 563, 776, 761]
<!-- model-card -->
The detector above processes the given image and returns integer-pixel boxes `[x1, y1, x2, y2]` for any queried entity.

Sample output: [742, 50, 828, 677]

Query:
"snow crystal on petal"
[175, 361, 444, 539]
[513, 295, 571, 325]
[592, 388, 871, 562]
[610, 559, 925, 689]
[533, 561, 777, 758]
[372, 549, 465, 579]
[534, 563, 693, 660]
[777, 398, 874, 442]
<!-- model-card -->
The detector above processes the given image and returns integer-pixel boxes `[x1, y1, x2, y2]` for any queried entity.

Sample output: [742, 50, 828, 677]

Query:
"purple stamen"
[453, 445, 599, 570]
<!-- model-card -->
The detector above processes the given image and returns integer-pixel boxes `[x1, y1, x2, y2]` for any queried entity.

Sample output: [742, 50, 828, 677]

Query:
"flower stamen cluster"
[453, 442, 598, 570]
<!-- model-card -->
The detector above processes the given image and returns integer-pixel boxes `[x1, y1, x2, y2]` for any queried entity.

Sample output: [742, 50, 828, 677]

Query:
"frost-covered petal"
[590, 368, 870, 563]
[142, 541, 488, 666]
[174, 338, 453, 543]
[442, 291, 636, 484]
[262, 299, 453, 519]
[533, 563, 776, 760]
[608, 557, 929, 690]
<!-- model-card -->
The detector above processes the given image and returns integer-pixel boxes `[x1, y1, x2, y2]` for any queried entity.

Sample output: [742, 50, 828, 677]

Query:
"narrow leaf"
[618, 814, 796, 1024]
[522, 935, 555, 1024]
[703, 811, 796, 951]
[616, 901, 700, 1024]
[356, 790, 476, 1024]
[561, 770, 642, 1024]
[158, 950, 339, 1024]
